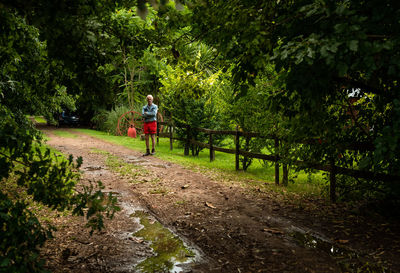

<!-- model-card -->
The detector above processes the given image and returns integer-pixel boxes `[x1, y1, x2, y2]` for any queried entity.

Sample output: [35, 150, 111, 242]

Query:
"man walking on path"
[142, 94, 158, 156]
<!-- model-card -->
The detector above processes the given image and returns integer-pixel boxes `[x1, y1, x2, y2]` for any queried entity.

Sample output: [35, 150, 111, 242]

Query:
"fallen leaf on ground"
[263, 228, 284, 235]
[205, 202, 216, 209]
[129, 237, 144, 244]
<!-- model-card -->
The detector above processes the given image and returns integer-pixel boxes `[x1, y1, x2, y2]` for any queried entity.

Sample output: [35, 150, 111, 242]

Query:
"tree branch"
[0, 151, 29, 168]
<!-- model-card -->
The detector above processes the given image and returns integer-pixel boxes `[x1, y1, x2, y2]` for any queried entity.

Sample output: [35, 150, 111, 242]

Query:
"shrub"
[0, 106, 119, 271]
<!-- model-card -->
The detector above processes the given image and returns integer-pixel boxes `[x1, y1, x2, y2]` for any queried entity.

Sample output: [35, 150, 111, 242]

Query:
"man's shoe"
[143, 149, 151, 156]
[151, 149, 156, 155]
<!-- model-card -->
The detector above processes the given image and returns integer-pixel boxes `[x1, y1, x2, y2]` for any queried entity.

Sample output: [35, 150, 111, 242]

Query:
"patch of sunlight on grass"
[89, 147, 111, 155]
[26, 115, 47, 124]
[53, 130, 78, 138]
[34, 116, 47, 124]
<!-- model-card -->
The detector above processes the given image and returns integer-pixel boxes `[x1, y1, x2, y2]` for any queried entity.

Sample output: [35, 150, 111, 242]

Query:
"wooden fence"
[156, 121, 399, 202]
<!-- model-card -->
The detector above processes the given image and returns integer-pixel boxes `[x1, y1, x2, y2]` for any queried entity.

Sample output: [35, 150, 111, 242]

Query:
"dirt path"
[39, 126, 400, 273]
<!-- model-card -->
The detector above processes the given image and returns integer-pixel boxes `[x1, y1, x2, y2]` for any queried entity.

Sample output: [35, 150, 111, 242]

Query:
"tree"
[0, 8, 75, 120]
[272, 0, 400, 170]
[97, 7, 155, 109]
[160, 61, 223, 155]
[0, 0, 140, 122]
[0, 4, 119, 271]
[188, 0, 281, 92]
[0, 105, 119, 272]
[187, 0, 400, 198]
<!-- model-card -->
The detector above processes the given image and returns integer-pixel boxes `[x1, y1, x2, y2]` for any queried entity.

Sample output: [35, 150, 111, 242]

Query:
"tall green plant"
[160, 64, 223, 155]
[97, 8, 157, 109]
[92, 105, 131, 135]
[227, 64, 290, 171]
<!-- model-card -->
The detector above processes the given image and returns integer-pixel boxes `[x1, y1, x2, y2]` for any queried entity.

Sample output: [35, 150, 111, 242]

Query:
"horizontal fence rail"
[155, 121, 399, 202]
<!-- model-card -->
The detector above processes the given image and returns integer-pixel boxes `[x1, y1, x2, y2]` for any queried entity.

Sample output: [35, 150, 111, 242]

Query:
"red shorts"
[144, 121, 157, 134]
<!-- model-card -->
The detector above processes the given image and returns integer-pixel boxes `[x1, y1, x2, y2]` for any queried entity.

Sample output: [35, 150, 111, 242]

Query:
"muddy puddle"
[131, 211, 197, 273]
[288, 227, 392, 272]
[119, 200, 201, 273]
[261, 214, 392, 272]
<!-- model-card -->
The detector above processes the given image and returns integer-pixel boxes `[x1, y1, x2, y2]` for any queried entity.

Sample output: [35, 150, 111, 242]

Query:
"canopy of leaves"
[271, 0, 400, 175]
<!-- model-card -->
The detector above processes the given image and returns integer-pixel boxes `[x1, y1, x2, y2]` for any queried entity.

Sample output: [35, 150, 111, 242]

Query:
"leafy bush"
[160, 64, 223, 156]
[91, 108, 113, 132]
[91, 105, 134, 135]
[0, 192, 51, 273]
[0, 106, 119, 272]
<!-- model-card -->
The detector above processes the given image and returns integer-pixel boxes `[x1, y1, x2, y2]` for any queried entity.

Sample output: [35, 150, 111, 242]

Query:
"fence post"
[243, 136, 250, 170]
[330, 158, 337, 203]
[275, 137, 279, 185]
[282, 164, 288, 186]
[156, 121, 160, 145]
[169, 122, 173, 151]
[235, 126, 240, 171]
[281, 140, 288, 186]
[184, 125, 190, 156]
[209, 133, 215, 162]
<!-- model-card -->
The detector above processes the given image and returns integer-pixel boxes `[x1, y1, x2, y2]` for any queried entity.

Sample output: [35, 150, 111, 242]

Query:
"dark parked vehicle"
[56, 110, 80, 127]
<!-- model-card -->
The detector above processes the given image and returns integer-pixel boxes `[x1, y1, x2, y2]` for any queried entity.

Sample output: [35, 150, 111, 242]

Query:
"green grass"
[74, 128, 328, 198]
[26, 115, 47, 124]
[34, 116, 47, 124]
[52, 130, 78, 138]
[89, 148, 148, 183]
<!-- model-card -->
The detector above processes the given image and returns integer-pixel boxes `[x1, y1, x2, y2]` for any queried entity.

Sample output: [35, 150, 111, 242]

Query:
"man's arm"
[142, 106, 146, 116]
[146, 105, 158, 117]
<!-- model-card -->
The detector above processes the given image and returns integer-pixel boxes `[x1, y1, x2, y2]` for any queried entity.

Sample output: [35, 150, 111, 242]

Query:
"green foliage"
[229, 65, 285, 134]
[0, 9, 76, 121]
[226, 65, 289, 170]
[72, 181, 120, 235]
[0, 107, 119, 271]
[269, 1, 400, 175]
[0, 191, 51, 273]
[97, 8, 156, 108]
[160, 63, 223, 155]
[1, 0, 147, 122]
[189, 0, 280, 89]
[187, 0, 400, 200]
[91, 104, 140, 135]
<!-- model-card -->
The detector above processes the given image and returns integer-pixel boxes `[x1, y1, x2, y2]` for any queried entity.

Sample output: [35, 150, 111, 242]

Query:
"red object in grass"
[127, 125, 137, 138]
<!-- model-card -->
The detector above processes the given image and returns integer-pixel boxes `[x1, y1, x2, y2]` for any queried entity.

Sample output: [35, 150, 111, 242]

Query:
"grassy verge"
[74, 128, 327, 198]
[27, 115, 47, 124]
[34, 116, 47, 124]
[89, 148, 149, 183]
[52, 130, 78, 138]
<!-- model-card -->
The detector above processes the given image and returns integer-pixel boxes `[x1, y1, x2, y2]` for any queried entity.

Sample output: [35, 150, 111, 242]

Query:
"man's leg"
[144, 134, 151, 156]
